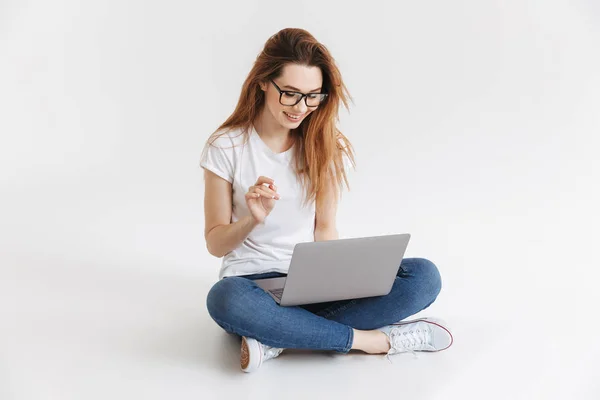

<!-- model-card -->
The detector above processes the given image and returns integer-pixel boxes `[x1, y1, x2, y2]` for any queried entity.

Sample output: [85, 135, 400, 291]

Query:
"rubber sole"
[240, 337, 262, 372]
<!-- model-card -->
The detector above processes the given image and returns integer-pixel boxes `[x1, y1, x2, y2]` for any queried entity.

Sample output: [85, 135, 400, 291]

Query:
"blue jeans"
[206, 257, 442, 353]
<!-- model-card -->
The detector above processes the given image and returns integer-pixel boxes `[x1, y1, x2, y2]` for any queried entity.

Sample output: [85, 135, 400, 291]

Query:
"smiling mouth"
[284, 111, 303, 120]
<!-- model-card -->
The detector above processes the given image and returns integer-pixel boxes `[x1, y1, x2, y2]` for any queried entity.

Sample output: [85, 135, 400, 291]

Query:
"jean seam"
[209, 314, 349, 353]
[343, 326, 353, 353]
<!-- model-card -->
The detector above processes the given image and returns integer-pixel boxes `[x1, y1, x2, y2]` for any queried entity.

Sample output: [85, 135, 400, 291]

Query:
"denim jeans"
[206, 257, 442, 353]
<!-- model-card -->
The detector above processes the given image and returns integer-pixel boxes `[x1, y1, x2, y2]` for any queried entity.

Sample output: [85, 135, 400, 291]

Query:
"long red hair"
[203, 28, 355, 207]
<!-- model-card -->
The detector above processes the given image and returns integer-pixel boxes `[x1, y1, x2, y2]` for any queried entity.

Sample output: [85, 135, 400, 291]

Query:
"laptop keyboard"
[269, 288, 284, 300]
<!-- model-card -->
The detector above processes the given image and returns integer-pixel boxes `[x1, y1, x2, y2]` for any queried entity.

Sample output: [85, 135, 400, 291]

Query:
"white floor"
[3, 251, 599, 400]
[2, 2, 599, 397]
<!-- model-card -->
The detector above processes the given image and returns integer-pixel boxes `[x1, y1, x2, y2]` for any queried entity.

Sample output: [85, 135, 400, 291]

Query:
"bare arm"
[203, 169, 259, 257]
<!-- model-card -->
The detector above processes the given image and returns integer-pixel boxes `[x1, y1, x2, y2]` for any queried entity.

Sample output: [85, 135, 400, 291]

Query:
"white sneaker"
[240, 336, 283, 373]
[378, 317, 453, 358]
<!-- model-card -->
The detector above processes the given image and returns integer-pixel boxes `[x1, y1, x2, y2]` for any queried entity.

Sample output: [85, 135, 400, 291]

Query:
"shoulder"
[200, 127, 251, 182]
[206, 127, 248, 149]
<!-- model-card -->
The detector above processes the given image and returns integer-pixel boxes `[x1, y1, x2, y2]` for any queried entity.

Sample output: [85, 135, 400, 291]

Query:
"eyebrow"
[282, 84, 322, 93]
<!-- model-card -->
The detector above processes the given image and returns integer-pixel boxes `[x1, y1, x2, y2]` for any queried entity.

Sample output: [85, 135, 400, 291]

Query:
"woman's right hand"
[245, 176, 280, 223]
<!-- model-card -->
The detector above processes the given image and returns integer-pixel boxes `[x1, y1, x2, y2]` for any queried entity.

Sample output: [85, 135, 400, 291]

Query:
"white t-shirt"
[200, 125, 316, 279]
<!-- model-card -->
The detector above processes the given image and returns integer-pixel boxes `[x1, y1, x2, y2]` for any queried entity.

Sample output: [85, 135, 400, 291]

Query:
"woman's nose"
[293, 99, 308, 113]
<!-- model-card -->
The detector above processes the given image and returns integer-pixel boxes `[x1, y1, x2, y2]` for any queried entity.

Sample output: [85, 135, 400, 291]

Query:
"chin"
[287, 119, 303, 126]
[281, 117, 302, 127]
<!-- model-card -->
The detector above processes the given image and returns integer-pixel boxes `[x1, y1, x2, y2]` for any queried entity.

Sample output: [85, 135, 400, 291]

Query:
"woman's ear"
[259, 81, 267, 91]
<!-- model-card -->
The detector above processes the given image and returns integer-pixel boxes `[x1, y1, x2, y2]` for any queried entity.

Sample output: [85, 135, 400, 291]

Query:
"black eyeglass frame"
[269, 79, 328, 108]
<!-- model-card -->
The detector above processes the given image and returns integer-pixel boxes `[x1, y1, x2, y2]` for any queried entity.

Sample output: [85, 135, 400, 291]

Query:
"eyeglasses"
[270, 79, 328, 107]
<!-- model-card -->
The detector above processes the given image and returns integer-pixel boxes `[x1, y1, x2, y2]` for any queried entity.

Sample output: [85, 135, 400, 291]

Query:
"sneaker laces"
[263, 345, 283, 362]
[385, 324, 432, 363]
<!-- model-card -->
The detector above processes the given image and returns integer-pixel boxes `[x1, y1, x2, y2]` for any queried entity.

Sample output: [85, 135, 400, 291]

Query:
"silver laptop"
[254, 233, 411, 306]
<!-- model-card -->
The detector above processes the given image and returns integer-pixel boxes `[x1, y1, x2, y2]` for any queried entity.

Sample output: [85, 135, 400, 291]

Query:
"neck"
[254, 107, 291, 143]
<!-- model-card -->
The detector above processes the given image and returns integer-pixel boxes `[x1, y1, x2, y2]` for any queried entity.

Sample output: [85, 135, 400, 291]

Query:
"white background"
[1, 0, 599, 399]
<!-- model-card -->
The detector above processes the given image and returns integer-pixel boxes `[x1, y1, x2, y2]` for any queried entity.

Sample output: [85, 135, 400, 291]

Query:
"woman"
[200, 28, 453, 373]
